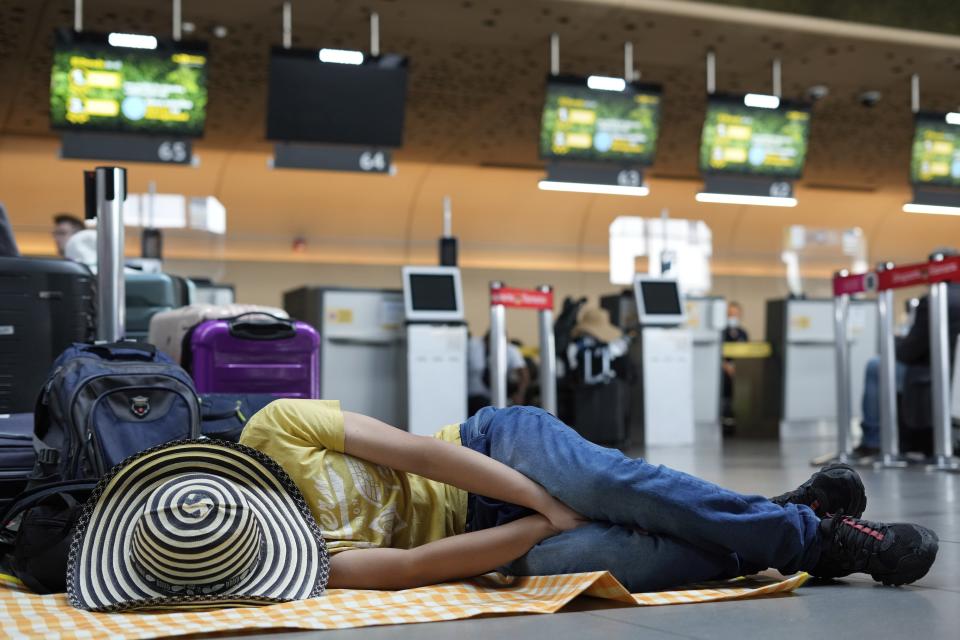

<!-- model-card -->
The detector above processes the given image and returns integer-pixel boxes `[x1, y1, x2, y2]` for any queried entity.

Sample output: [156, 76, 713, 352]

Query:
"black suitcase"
[0, 257, 96, 413]
[0, 413, 35, 515]
[571, 379, 629, 447]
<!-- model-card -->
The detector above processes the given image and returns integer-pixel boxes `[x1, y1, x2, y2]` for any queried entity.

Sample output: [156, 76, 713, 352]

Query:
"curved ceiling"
[1, 0, 959, 276]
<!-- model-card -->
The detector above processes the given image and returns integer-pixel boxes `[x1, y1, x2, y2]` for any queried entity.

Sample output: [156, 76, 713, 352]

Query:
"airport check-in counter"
[684, 297, 727, 429]
[765, 298, 878, 439]
[284, 287, 406, 426]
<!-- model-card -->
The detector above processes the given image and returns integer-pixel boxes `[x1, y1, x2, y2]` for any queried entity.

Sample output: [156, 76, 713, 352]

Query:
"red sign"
[833, 256, 960, 297]
[833, 273, 868, 297]
[490, 287, 554, 310]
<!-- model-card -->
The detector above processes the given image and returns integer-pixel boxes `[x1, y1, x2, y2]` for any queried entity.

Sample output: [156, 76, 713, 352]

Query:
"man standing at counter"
[722, 301, 749, 434]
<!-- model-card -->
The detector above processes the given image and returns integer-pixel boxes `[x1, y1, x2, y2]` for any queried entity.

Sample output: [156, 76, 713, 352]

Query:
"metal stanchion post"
[832, 271, 853, 464]
[94, 166, 127, 342]
[489, 281, 508, 408]
[537, 285, 557, 415]
[876, 263, 908, 468]
[926, 254, 960, 471]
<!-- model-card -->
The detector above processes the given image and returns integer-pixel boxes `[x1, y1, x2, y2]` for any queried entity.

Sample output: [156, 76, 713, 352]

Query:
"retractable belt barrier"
[488, 282, 556, 415]
[830, 253, 960, 471]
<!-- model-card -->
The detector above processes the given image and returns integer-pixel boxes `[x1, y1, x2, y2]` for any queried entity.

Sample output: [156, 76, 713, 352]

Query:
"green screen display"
[910, 114, 960, 188]
[539, 78, 661, 164]
[699, 97, 810, 177]
[50, 30, 208, 137]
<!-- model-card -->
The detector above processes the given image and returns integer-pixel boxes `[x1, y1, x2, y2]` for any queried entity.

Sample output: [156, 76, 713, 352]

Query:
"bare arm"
[328, 514, 557, 589]
[342, 411, 585, 531]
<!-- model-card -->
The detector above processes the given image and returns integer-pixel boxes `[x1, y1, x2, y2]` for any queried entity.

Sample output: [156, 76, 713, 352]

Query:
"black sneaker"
[770, 463, 867, 518]
[811, 515, 939, 585]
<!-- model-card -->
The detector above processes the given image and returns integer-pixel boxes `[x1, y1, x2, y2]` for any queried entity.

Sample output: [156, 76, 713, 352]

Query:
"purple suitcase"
[189, 313, 320, 398]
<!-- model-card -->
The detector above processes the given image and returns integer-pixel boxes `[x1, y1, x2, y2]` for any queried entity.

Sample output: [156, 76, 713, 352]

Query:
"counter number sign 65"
[157, 141, 189, 163]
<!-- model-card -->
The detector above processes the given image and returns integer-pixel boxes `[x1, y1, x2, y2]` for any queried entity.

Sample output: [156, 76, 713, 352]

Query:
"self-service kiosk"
[634, 276, 695, 446]
[685, 297, 727, 430]
[402, 266, 469, 435]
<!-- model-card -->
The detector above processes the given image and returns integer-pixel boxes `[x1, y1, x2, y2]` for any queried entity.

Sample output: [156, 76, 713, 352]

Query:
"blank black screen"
[409, 275, 458, 312]
[266, 48, 408, 146]
[641, 281, 682, 315]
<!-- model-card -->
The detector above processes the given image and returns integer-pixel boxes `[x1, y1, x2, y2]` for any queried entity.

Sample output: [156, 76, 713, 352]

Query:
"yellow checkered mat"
[0, 571, 808, 639]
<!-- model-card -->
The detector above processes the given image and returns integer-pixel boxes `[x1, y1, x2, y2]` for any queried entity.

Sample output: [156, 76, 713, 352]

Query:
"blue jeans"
[860, 356, 907, 449]
[460, 406, 822, 592]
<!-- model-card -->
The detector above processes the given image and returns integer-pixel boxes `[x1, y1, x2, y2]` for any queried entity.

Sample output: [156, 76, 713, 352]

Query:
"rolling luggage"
[125, 272, 178, 341]
[0, 257, 96, 414]
[32, 342, 201, 484]
[0, 413, 34, 515]
[190, 314, 320, 398]
[148, 304, 288, 365]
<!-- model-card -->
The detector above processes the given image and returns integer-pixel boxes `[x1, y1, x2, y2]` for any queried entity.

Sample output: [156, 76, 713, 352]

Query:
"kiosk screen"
[50, 29, 208, 137]
[539, 76, 661, 164]
[640, 281, 682, 316]
[699, 95, 810, 177]
[910, 113, 960, 188]
[409, 274, 458, 312]
[267, 48, 408, 146]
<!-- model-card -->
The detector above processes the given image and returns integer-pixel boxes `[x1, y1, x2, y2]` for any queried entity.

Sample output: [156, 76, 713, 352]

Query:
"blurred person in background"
[722, 301, 749, 434]
[855, 248, 960, 459]
[468, 331, 530, 414]
[0, 203, 19, 257]
[52, 213, 84, 257]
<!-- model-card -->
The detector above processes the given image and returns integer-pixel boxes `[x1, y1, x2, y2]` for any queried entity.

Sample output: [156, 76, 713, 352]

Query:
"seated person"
[467, 332, 530, 414]
[857, 258, 960, 458]
[239, 400, 938, 592]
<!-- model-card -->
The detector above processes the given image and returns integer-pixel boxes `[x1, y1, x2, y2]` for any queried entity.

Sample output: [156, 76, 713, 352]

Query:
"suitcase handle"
[227, 313, 296, 341]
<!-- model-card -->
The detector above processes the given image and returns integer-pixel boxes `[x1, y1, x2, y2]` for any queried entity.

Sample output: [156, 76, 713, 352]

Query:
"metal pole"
[833, 272, 853, 463]
[772, 58, 782, 98]
[549, 33, 560, 76]
[911, 74, 920, 114]
[95, 167, 127, 342]
[489, 281, 508, 408]
[706, 49, 716, 95]
[876, 263, 907, 468]
[172, 0, 182, 41]
[624, 42, 634, 82]
[442, 196, 452, 238]
[282, 2, 292, 50]
[927, 253, 960, 470]
[74, 0, 83, 32]
[537, 285, 557, 415]
[370, 11, 380, 57]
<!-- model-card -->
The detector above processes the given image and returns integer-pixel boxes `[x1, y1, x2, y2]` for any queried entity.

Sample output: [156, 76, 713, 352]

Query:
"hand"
[538, 495, 588, 533]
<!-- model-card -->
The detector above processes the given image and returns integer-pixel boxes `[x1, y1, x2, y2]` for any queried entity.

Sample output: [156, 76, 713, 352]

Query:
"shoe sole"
[872, 526, 939, 586]
[819, 462, 867, 518]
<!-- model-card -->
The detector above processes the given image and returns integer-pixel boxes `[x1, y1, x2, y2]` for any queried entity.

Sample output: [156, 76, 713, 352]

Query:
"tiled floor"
[234, 437, 960, 640]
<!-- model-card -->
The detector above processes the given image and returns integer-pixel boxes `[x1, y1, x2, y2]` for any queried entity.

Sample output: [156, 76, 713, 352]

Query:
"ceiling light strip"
[538, 180, 649, 196]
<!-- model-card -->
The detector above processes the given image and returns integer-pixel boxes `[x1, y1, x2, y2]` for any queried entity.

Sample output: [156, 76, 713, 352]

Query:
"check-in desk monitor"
[402, 267, 464, 322]
[401, 266, 468, 435]
[634, 276, 686, 326]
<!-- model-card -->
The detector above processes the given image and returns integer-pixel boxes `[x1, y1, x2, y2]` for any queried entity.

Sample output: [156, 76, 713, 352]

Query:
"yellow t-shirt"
[239, 399, 468, 554]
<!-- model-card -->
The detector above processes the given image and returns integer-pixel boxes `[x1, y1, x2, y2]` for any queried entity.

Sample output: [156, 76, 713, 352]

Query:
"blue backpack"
[31, 342, 200, 484]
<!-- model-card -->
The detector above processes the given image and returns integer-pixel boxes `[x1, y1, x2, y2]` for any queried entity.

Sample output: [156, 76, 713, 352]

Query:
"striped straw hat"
[67, 439, 329, 612]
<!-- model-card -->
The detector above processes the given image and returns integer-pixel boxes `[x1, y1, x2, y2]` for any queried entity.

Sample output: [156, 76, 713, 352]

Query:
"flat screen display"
[910, 113, 960, 188]
[699, 95, 811, 178]
[409, 274, 458, 312]
[267, 48, 408, 146]
[640, 281, 682, 315]
[539, 76, 661, 164]
[50, 29, 208, 137]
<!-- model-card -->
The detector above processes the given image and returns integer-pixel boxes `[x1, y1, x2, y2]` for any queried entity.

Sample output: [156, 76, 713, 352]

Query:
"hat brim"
[571, 322, 622, 345]
[67, 439, 329, 612]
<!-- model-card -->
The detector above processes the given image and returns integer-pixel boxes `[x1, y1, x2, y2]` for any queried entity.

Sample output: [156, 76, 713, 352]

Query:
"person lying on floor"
[239, 400, 938, 593]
